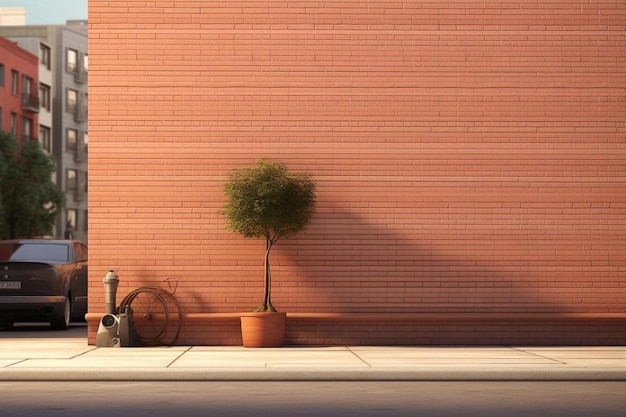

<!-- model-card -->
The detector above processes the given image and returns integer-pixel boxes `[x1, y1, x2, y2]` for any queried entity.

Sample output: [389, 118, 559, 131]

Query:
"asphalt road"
[1, 381, 626, 417]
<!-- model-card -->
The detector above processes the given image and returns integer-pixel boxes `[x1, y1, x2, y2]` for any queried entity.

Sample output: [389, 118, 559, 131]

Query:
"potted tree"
[221, 159, 316, 347]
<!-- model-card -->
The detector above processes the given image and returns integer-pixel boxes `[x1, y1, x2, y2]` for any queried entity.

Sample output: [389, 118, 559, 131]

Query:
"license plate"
[0, 281, 20, 289]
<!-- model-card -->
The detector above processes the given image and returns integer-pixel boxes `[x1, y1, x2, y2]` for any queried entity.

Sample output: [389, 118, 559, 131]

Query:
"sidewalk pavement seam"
[69, 346, 99, 360]
[5, 359, 27, 368]
[166, 346, 193, 368]
[346, 347, 372, 368]
[509, 346, 567, 365]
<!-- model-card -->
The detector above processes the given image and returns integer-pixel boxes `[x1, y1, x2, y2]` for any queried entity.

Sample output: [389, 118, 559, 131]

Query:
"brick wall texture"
[87, 1, 626, 345]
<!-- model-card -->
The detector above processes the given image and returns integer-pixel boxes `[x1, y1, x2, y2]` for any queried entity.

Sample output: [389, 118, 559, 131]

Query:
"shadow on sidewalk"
[1, 322, 87, 339]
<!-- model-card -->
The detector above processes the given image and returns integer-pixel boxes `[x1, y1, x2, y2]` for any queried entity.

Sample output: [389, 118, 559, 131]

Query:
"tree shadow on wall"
[275, 204, 573, 314]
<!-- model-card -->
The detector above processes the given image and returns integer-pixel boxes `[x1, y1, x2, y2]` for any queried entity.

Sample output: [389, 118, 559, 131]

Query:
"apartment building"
[0, 22, 88, 242]
[0, 35, 39, 148]
[0, 7, 25, 26]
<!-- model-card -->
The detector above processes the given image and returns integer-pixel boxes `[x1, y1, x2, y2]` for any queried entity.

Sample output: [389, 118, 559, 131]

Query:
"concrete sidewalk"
[1, 327, 626, 381]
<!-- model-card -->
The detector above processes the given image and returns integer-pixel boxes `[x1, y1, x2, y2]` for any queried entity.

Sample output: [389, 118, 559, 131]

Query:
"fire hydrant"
[96, 270, 121, 347]
[103, 270, 119, 315]
[96, 270, 140, 347]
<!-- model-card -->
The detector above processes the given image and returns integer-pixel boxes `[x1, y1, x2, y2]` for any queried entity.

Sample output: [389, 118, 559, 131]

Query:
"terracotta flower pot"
[240, 312, 286, 348]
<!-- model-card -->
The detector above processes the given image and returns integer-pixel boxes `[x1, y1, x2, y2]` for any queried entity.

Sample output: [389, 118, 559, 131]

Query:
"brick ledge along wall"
[87, 1, 626, 345]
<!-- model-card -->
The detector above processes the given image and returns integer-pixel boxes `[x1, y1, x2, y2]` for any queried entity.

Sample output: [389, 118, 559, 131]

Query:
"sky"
[1, 0, 87, 25]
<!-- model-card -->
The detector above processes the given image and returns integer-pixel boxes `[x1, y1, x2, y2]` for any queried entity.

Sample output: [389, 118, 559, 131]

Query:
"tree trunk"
[256, 237, 277, 312]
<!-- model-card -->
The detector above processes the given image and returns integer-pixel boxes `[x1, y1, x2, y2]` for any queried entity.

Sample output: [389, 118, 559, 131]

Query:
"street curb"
[2, 367, 626, 382]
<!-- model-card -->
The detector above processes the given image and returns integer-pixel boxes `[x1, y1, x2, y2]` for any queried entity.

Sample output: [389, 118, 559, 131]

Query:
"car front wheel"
[51, 297, 71, 330]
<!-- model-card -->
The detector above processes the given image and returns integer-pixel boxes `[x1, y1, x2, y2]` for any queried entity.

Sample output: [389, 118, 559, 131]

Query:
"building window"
[67, 89, 78, 113]
[22, 117, 33, 140]
[78, 170, 87, 199]
[83, 54, 88, 72]
[40, 43, 51, 70]
[66, 209, 77, 238]
[0, 64, 4, 86]
[22, 75, 33, 95]
[67, 128, 77, 152]
[67, 209, 77, 228]
[66, 48, 78, 72]
[10, 112, 17, 135]
[39, 126, 51, 153]
[39, 83, 51, 111]
[11, 70, 18, 95]
[66, 169, 77, 191]
[83, 92, 88, 115]
[83, 131, 88, 153]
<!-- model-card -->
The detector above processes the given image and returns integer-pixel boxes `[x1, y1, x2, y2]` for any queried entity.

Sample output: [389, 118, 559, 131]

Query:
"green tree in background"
[0, 131, 65, 239]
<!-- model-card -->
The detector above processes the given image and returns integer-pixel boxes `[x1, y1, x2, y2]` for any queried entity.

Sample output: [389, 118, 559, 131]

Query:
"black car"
[0, 239, 88, 329]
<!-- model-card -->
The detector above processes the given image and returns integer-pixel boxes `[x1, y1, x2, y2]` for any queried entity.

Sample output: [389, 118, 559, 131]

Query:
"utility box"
[95, 313, 119, 347]
[118, 306, 140, 347]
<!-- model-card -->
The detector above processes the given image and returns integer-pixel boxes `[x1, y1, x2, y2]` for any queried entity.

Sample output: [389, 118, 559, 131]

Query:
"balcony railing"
[21, 134, 37, 143]
[75, 67, 88, 84]
[75, 137, 87, 162]
[75, 105, 87, 122]
[74, 93, 88, 122]
[22, 94, 40, 113]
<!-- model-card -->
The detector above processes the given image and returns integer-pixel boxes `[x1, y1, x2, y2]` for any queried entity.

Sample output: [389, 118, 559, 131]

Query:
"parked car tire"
[50, 297, 71, 330]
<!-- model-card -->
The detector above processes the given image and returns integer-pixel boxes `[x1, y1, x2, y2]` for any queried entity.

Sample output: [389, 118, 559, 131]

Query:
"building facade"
[0, 35, 39, 147]
[0, 7, 25, 26]
[0, 23, 89, 242]
[87, 1, 626, 345]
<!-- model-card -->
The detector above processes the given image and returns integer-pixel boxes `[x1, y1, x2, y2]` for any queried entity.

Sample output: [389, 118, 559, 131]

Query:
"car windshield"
[0, 243, 70, 263]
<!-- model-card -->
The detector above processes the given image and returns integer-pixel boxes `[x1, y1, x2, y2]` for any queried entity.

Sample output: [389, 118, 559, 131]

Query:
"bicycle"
[118, 277, 183, 346]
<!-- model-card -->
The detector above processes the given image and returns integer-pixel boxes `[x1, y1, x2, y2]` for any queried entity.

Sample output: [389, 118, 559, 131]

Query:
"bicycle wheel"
[119, 288, 169, 346]
[154, 288, 183, 346]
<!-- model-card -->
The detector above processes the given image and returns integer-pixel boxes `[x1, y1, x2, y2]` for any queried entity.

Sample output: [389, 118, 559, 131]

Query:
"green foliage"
[0, 133, 17, 222]
[221, 159, 316, 312]
[0, 131, 65, 239]
[222, 159, 316, 244]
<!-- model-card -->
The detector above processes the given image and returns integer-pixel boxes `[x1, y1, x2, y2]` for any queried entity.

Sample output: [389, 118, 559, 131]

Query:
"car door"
[70, 242, 88, 320]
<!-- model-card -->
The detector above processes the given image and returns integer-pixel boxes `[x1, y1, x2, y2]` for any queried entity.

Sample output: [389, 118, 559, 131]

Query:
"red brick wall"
[87, 1, 626, 345]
